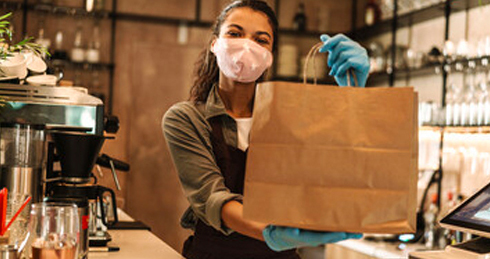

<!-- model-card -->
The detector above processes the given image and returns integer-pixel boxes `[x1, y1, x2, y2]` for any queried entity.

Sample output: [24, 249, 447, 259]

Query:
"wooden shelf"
[420, 125, 490, 134]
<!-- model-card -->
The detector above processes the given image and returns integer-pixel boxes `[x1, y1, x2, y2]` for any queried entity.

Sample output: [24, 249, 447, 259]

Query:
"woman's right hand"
[262, 225, 362, 252]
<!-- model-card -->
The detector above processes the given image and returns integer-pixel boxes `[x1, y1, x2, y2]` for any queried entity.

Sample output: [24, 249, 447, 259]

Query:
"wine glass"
[476, 71, 488, 126]
[461, 67, 477, 126]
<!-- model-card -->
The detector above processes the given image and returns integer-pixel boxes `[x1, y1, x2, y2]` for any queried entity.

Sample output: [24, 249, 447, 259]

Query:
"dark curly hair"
[189, 0, 278, 103]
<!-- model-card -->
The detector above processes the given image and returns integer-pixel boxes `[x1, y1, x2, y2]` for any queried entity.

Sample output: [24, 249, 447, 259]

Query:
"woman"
[163, 1, 370, 258]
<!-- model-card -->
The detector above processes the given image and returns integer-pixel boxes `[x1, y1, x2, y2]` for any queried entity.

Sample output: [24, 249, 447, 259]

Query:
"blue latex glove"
[262, 225, 363, 252]
[319, 34, 370, 87]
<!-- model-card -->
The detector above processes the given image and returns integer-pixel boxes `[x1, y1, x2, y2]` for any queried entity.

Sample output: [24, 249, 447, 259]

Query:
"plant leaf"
[0, 13, 12, 22]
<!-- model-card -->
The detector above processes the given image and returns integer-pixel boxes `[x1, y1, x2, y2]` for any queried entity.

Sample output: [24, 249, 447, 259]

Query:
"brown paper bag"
[243, 44, 418, 234]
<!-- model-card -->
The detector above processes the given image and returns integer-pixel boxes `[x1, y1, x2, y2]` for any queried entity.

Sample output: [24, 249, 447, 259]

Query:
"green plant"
[0, 12, 49, 60]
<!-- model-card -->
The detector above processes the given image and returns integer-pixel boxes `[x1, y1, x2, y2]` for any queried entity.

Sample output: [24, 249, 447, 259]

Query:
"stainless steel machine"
[0, 84, 127, 253]
[0, 84, 105, 135]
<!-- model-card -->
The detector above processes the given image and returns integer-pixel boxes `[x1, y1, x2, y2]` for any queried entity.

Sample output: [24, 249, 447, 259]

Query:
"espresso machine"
[0, 84, 127, 255]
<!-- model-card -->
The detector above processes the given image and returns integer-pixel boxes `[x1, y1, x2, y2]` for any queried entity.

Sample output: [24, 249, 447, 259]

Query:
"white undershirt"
[235, 117, 253, 151]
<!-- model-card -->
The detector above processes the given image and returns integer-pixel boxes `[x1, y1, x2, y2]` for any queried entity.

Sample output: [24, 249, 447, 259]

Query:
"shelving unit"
[359, 0, 490, 92]
[354, 0, 487, 41]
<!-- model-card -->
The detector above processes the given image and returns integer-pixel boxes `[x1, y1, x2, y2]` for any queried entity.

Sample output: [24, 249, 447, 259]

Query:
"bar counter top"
[89, 210, 183, 259]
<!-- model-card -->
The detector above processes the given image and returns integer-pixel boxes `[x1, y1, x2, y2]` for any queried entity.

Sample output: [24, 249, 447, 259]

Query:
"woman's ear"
[210, 37, 218, 54]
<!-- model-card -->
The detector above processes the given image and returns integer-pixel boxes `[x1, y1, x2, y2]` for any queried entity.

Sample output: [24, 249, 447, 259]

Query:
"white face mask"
[211, 38, 273, 83]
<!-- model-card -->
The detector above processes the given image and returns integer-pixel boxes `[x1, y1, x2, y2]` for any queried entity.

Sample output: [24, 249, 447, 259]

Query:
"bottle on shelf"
[86, 21, 101, 64]
[94, 0, 105, 12]
[34, 15, 51, 59]
[71, 21, 86, 63]
[439, 192, 456, 246]
[52, 30, 68, 61]
[85, 0, 95, 12]
[293, 2, 307, 32]
[51, 26, 68, 84]
[365, 0, 381, 26]
[424, 193, 439, 249]
[85, 0, 105, 12]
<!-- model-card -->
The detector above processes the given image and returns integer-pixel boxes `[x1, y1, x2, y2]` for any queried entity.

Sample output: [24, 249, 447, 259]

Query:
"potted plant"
[0, 12, 49, 79]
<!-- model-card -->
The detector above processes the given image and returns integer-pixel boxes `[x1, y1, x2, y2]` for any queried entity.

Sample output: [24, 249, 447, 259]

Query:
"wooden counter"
[88, 210, 183, 259]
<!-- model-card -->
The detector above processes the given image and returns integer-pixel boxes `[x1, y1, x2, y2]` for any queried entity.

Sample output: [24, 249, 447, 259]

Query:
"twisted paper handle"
[303, 42, 358, 87]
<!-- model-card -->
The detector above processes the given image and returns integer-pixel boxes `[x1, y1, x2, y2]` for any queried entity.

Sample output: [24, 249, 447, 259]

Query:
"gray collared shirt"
[162, 85, 242, 235]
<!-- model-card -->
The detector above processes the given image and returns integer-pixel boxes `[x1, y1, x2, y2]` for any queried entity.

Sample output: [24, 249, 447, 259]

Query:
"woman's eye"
[256, 38, 269, 45]
[227, 31, 241, 37]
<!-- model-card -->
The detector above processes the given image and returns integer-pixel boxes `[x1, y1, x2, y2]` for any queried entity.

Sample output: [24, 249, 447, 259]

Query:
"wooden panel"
[113, 20, 209, 251]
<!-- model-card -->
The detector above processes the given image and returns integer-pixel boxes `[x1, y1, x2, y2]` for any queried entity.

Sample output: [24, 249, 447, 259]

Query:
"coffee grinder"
[45, 131, 119, 258]
[0, 122, 45, 247]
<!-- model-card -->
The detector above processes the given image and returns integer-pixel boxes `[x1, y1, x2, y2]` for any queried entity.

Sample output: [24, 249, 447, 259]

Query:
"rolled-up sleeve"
[162, 103, 241, 235]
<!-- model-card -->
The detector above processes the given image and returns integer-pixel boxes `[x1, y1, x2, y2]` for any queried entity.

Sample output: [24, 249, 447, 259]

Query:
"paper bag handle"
[303, 42, 358, 87]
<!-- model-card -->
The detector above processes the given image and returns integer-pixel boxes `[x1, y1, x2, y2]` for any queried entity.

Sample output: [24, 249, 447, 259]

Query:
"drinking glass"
[446, 83, 456, 126]
[28, 203, 79, 259]
[485, 75, 490, 125]
[476, 72, 488, 126]
[451, 82, 464, 126]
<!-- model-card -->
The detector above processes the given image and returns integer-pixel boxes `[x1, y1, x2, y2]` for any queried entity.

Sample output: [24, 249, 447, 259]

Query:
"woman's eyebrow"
[227, 24, 244, 30]
[256, 31, 272, 40]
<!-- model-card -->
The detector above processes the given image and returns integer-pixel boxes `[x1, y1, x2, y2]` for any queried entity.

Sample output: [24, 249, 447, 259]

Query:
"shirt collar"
[204, 83, 228, 120]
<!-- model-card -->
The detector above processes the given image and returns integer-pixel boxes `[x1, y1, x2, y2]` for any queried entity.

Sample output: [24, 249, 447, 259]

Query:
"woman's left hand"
[319, 34, 370, 87]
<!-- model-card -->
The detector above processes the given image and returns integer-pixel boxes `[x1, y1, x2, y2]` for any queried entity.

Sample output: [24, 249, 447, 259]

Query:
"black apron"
[182, 117, 300, 259]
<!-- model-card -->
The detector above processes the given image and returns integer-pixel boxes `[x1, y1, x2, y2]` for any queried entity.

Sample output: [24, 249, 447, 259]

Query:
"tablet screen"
[441, 182, 490, 235]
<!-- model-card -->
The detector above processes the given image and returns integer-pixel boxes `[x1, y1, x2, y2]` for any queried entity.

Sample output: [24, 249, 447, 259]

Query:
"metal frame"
[108, 0, 118, 115]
